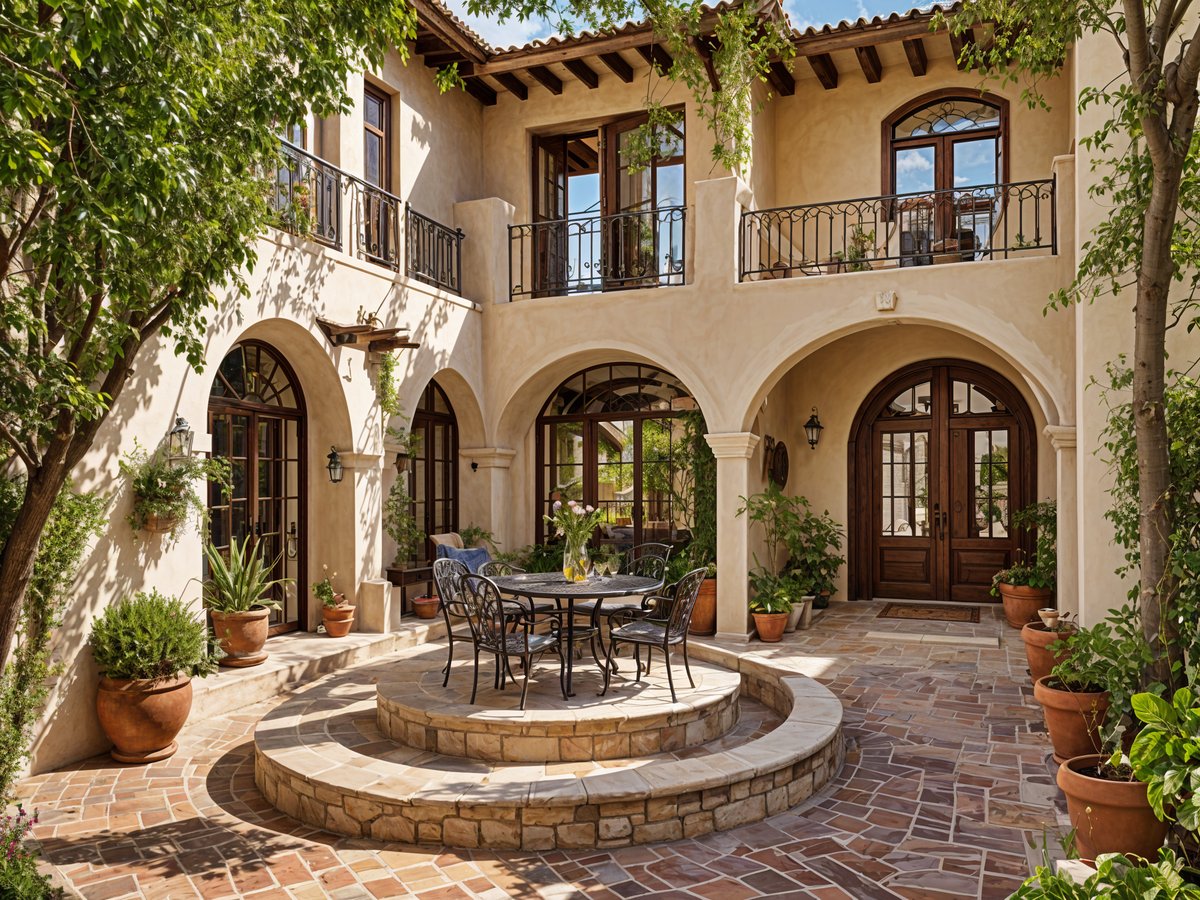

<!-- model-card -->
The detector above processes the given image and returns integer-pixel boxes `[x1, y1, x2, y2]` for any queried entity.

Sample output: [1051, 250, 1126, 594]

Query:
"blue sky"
[444, 1, 922, 51]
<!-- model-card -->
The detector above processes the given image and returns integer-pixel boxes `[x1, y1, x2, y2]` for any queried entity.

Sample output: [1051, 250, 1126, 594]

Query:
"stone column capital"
[339, 451, 382, 470]
[705, 432, 761, 460]
[461, 447, 517, 469]
[1043, 425, 1076, 452]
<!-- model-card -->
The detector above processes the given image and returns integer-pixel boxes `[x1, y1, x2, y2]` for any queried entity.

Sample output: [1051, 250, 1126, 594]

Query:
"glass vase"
[562, 535, 591, 583]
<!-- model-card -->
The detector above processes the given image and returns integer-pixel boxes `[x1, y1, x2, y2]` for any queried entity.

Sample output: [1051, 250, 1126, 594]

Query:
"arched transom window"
[886, 93, 1006, 196]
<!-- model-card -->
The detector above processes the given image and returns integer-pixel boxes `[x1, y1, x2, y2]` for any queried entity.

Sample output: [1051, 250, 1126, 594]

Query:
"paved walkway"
[21, 602, 1062, 899]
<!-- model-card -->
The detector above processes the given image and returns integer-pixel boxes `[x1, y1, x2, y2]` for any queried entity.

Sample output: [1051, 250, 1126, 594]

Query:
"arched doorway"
[849, 359, 1036, 603]
[536, 363, 694, 551]
[407, 379, 459, 553]
[208, 340, 306, 633]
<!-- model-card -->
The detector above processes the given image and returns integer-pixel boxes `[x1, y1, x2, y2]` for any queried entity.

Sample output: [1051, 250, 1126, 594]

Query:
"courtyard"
[23, 602, 1062, 899]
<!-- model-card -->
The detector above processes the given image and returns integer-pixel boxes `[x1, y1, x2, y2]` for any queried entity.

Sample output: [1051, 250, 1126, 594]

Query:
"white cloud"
[896, 152, 933, 175]
[443, 0, 556, 50]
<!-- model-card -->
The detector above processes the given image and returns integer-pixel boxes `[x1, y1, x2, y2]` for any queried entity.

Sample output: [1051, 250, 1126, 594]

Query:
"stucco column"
[1051, 154, 1076, 262]
[706, 432, 760, 641]
[692, 176, 752, 291]
[460, 448, 516, 549]
[454, 199, 515, 305]
[339, 450, 383, 614]
[1044, 425, 1079, 619]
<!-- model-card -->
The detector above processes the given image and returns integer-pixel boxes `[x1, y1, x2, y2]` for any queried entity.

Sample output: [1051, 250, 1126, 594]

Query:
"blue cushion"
[436, 545, 491, 574]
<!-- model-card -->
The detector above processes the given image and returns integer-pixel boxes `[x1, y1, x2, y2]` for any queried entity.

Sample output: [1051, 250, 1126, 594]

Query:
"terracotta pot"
[1034, 676, 1109, 764]
[322, 603, 355, 638]
[210, 609, 270, 667]
[752, 612, 788, 643]
[997, 582, 1052, 629]
[1058, 754, 1168, 861]
[412, 596, 440, 620]
[1021, 623, 1074, 683]
[688, 578, 716, 636]
[96, 675, 192, 764]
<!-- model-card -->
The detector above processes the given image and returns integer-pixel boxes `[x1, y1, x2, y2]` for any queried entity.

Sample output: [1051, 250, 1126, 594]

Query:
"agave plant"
[203, 537, 287, 613]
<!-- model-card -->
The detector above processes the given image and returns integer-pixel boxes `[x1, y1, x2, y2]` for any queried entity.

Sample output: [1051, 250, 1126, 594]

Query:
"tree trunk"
[1135, 166, 1182, 691]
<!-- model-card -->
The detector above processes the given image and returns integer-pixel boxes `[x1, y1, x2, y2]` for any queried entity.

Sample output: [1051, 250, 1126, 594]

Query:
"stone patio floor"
[20, 601, 1063, 899]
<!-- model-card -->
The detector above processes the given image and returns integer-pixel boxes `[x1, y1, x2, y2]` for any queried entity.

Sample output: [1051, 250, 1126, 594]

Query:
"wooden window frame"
[881, 88, 1009, 197]
[363, 82, 393, 190]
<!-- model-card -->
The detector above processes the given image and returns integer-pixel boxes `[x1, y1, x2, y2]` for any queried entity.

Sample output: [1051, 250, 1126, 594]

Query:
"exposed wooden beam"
[494, 71, 528, 100]
[422, 50, 468, 67]
[854, 44, 882, 83]
[563, 58, 599, 89]
[527, 65, 563, 94]
[766, 60, 795, 96]
[414, 36, 450, 55]
[903, 37, 927, 76]
[599, 52, 634, 83]
[463, 77, 497, 105]
[807, 53, 839, 90]
[409, 0, 488, 64]
[636, 43, 674, 72]
[949, 29, 973, 69]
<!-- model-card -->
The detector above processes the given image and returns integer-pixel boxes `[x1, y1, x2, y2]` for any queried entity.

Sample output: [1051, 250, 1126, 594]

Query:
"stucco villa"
[14, 0, 1198, 895]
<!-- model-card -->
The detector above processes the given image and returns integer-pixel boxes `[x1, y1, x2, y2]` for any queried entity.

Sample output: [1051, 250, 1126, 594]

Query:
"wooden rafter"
[766, 60, 795, 96]
[636, 43, 674, 72]
[316, 318, 419, 352]
[855, 44, 882, 83]
[527, 65, 563, 94]
[494, 71, 528, 100]
[903, 37, 927, 76]
[690, 36, 720, 93]
[409, 0, 487, 64]
[795, 15, 943, 57]
[599, 52, 634, 82]
[808, 53, 839, 90]
[463, 77, 497, 105]
[563, 58, 599, 89]
[949, 29, 972, 69]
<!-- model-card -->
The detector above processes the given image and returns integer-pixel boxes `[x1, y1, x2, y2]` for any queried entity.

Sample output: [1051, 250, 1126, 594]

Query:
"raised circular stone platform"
[377, 652, 741, 761]
[254, 643, 843, 850]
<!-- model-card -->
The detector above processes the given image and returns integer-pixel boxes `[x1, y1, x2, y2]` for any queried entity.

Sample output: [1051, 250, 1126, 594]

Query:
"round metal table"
[490, 572, 664, 697]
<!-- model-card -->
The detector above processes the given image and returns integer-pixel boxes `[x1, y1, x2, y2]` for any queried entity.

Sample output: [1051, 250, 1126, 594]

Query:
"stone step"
[253, 643, 844, 850]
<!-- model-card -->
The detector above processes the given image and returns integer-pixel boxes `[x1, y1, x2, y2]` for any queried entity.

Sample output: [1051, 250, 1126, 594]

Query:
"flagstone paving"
[21, 601, 1063, 899]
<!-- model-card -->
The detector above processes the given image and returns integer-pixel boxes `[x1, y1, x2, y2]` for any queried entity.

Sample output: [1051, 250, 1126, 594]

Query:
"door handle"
[931, 503, 941, 540]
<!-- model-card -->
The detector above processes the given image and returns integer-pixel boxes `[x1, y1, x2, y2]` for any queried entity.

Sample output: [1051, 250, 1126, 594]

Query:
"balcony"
[508, 207, 686, 301]
[739, 180, 1056, 282]
[271, 141, 465, 296]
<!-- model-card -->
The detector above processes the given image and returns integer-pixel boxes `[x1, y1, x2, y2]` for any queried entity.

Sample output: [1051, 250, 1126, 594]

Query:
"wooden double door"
[851, 361, 1036, 603]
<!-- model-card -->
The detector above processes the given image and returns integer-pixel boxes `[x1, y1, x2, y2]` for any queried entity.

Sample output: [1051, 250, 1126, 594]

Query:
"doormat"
[877, 603, 981, 624]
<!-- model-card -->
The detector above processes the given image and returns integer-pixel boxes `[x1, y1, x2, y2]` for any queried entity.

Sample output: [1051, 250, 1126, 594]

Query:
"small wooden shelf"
[316, 317, 420, 353]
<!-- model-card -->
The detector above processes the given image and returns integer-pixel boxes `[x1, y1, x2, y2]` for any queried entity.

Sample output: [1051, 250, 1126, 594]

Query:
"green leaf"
[1133, 692, 1177, 729]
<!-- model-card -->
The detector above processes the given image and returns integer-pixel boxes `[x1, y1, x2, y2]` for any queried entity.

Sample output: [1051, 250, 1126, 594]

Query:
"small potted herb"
[314, 566, 354, 637]
[747, 570, 793, 643]
[91, 590, 220, 762]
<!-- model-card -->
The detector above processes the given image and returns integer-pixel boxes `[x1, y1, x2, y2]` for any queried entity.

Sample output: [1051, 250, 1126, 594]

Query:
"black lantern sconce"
[804, 407, 824, 450]
[166, 416, 194, 466]
[326, 446, 345, 484]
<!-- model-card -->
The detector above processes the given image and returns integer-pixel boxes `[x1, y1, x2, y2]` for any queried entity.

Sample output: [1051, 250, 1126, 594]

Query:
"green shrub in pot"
[91, 590, 220, 679]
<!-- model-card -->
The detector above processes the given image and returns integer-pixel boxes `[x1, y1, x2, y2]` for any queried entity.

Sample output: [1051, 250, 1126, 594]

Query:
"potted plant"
[1012, 849, 1197, 897]
[748, 570, 793, 643]
[411, 595, 440, 619]
[91, 590, 220, 762]
[1021, 612, 1076, 684]
[845, 225, 876, 272]
[203, 537, 288, 667]
[992, 500, 1057, 628]
[313, 566, 354, 638]
[459, 524, 497, 550]
[387, 427, 422, 474]
[1035, 619, 1118, 764]
[784, 502, 845, 615]
[384, 479, 426, 569]
[674, 410, 717, 635]
[120, 441, 230, 537]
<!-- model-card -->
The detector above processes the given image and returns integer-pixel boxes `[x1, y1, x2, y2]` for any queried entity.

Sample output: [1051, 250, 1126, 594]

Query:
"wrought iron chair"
[431, 558, 474, 688]
[461, 574, 565, 709]
[601, 567, 707, 703]
[576, 551, 668, 670]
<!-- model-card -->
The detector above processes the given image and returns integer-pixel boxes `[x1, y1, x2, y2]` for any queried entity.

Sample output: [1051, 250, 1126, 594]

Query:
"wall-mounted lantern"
[166, 417, 194, 466]
[804, 407, 824, 450]
[326, 446, 345, 484]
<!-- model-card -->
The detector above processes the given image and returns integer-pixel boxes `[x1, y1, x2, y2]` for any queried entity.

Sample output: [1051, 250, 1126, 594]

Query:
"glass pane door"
[595, 420, 635, 552]
[639, 417, 676, 544]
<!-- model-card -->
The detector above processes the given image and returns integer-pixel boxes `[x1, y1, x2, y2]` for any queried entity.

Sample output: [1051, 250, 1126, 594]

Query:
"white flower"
[553, 500, 562, 511]
[585, 505, 594, 513]
[567, 499, 578, 508]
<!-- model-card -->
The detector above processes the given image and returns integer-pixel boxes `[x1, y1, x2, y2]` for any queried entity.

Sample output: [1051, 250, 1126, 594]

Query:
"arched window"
[885, 91, 1007, 197]
[408, 380, 458, 550]
[536, 364, 695, 550]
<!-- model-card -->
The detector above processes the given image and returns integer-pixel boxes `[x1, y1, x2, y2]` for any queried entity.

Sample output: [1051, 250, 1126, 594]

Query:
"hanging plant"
[120, 441, 231, 538]
[376, 351, 401, 418]
[384, 479, 426, 566]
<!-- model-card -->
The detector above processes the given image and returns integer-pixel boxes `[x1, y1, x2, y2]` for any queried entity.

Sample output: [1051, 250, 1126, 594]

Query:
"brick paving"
[19, 601, 1061, 898]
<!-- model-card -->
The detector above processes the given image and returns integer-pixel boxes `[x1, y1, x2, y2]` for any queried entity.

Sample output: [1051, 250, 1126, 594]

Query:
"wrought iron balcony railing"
[406, 203, 464, 296]
[271, 142, 464, 296]
[739, 179, 1056, 282]
[272, 141, 345, 250]
[509, 206, 687, 300]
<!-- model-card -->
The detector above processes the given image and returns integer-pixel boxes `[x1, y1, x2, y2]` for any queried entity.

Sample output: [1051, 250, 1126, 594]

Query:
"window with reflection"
[537, 364, 694, 550]
[406, 380, 458, 556]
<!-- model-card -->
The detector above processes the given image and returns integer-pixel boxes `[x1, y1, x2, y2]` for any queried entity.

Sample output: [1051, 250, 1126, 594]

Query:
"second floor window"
[363, 84, 391, 189]
[531, 111, 685, 296]
[361, 84, 395, 266]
